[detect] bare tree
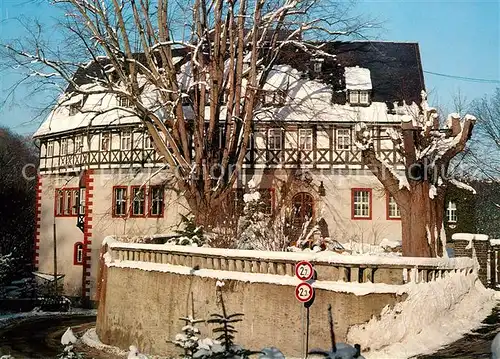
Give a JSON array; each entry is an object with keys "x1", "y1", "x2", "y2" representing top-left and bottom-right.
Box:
[
  {"x1": 467, "y1": 88, "x2": 500, "y2": 180},
  {"x1": 2, "y1": 0, "x2": 370, "y2": 226},
  {"x1": 0, "y1": 127, "x2": 38, "y2": 275},
  {"x1": 356, "y1": 91, "x2": 476, "y2": 257}
]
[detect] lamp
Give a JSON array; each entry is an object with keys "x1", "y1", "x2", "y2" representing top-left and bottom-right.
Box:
[{"x1": 318, "y1": 181, "x2": 326, "y2": 197}]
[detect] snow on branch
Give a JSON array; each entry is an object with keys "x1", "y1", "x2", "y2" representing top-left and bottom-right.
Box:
[{"x1": 449, "y1": 178, "x2": 476, "y2": 194}]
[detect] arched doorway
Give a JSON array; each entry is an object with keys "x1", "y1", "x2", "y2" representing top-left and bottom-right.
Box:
[{"x1": 290, "y1": 192, "x2": 314, "y2": 241}]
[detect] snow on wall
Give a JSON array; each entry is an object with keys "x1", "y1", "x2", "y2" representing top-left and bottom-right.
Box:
[
  {"x1": 344, "y1": 67, "x2": 372, "y2": 90},
  {"x1": 105, "y1": 257, "x2": 405, "y2": 296},
  {"x1": 348, "y1": 271, "x2": 499, "y2": 359},
  {"x1": 452, "y1": 233, "x2": 489, "y2": 242},
  {"x1": 105, "y1": 236, "x2": 474, "y2": 269}
]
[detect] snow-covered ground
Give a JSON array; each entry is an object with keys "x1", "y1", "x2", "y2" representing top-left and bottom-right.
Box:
[
  {"x1": 82, "y1": 328, "x2": 129, "y2": 357},
  {"x1": 348, "y1": 271, "x2": 499, "y2": 359}
]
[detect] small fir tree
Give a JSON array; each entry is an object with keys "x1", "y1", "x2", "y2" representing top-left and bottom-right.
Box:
[
  {"x1": 204, "y1": 285, "x2": 260, "y2": 358},
  {"x1": 171, "y1": 314, "x2": 206, "y2": 358}
]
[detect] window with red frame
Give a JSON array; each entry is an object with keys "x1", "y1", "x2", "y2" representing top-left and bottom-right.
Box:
[
  {"x1": 149, "y1": 186, "x2": 164, "y2": 217},
  {"x1": 351, "y1": 188, "x2": 372, "y2": 219},
  {"x1": 131, "y1": 186, "x2": 146, "y2": 217},
  {"x1": 386, "y1": 193, "x2": 401, "y2": 220},
  {"x1": 55, "y1": 188, "x2": 78, "y2": 217},
  {"x1": 74, "y1": 242, "x2": 84, "y2": 265},
  {"x1": 113, "y1": 187, "x2": 128, "y2": 217}
]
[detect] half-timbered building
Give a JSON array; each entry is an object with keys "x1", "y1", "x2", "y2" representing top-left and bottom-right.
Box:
[{"x1": 33, "y1": 41, "x2": 425, "y2": 300}]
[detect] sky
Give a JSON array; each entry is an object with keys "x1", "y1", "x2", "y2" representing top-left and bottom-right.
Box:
[{"x1": 0, "y1": 0, "x2": 498, "y2": 135}]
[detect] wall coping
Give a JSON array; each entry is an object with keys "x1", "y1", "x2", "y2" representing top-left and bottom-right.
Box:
[
  {"x1": 104, "y1": 236, "x2": 474, "y2": 270},
  {"x1": 105, "y1": 258, "x2": 407, "y2": 295}
]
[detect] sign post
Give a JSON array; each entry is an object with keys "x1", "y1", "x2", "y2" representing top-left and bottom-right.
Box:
[{"x1": 295, "y1": 260, "x2": 315, "y2": 358}]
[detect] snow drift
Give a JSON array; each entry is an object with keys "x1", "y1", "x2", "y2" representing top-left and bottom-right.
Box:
[{"x1": 347, "y1": 270, "x2": 498, "y2": 359}]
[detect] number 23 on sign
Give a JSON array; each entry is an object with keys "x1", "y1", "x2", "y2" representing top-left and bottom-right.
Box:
[{"x1": 295, "y1": 282, "x2": 314, "y2": 303}]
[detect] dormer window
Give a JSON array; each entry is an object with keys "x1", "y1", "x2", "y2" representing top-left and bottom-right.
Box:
[
  {"x1": 261, "y1": 89, "x2": 288, "y2": 106},
  {"x1": 344, "y1": 67, "x2": 372, "y2": 106},
  {"x1": 349, "y1": 90, "x2": 370, "y2": 105},
  {"x1": 117, "y1": 95, "x2": 131, "y2": 107},
  {"x1": 69, "y1": 103, "x2": 82, "y2": 116},
  {"x1": 65, "y1": 94, "x2": 84, "y2": 116}
]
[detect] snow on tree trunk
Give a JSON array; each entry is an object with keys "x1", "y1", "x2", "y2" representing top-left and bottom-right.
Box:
[
  {"x1": 401, "y1": 182, "x2": 445, "y2": 257},
  {"x1": 356, "y1": 91, "x2": 476, "y2": 257}
]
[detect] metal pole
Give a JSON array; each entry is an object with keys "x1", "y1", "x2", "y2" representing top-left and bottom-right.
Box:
[
  {"x1": 301, "y1": 305, "x2": 305, "y2": 358},
  {"x1": 305, "y1": 306, "x2": 310, "y2": 358},
  {"x1": 53, "y1": 217, "x2": 58, "y2": 296}
]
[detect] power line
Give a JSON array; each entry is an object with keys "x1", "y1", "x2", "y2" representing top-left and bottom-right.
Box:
[{"x1": 424, "y1": 70, "x2": 500, "y2": 84}]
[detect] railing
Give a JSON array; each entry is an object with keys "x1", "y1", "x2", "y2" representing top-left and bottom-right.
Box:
[{"x1": 105, "y1": 237, "x2": 475, "y2": 286}]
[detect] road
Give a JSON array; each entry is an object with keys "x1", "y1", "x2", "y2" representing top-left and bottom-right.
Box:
[{"x1": 0, "y1": 314, "x2": 120, "y2": 359}]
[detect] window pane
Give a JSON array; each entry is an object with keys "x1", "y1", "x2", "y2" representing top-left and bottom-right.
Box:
[
  {"x1": 150, "y1": 187, "x2": 164, "y2": 216},
  {"x1": 388, "y1": 195, "x2": 400, "y2": 218},
  {"x1": 71, "y1": 190, "x2": 78, "y2": 215},
  {"x1": 447, "y1": 201, "x2": 457, "y2": 222},
  {"x1": 121, "y1": 132, "x2": 131, "y2": 150},
  {"x1": 353, "y1": 190, "x2": 370, "y2": 218},
  {"x1": 299, "y1": 129, "x2": 312, "y2": 150},
  {"x1": 56, "y1": 190, "x2": 64, "y2": 216},
  {"x1": 79, "y1": 188, "x2": 86, "y2": 215},
  {"x1": 132, "y1": 188, "x2": 145, "y2": 216},
  {"x1": 144, "y1": 135, "x2": 154, "y2": 149},
  {"x1": 101, "y1": 134, "x2": 110, "y2": 151},
  {"x1": 360, "y1": 91, "x2": 369, "y2": 104},
  {"x1": 114, "y1": 188, "x2": 127, "y2": 216},
  {"x1": 337, "y1": 129, "x2": 350, "y2": 151},
  {"x1": 268, "y1": 129, "x2": 282, "y2": 150},
  {"x1": 47, "y1": 142, "x2": 54, "y2": 157},
  {"x1": 64, "y1": 190, "x2": 72, "y2": 215},
  {"x1": 349, "y1": 91, "x2": 359, "y2": 104}
]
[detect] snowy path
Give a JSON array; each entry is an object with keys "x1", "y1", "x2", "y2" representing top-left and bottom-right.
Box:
[{"x1": 416, "y1": 305, "x2": 500, "y2": 359}]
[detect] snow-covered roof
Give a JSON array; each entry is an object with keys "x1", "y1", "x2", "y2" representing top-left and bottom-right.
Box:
[
  {"x1": 344, "y1": 66, "x2": 372, "y2": 90},
  {"x1": 33, "y1": 82, "x2": 163, "y2": 137},
  {"x1": 256, "y1": 64, "x2": 415, "y2": 124},
  {"x1": 34, "y1": 41, "x2": 425, "y2": 137}
]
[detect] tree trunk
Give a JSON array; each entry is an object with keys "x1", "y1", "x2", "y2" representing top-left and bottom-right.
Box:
[{"x1": 400, "y1": 182, "x2": 445, "y2": 257}]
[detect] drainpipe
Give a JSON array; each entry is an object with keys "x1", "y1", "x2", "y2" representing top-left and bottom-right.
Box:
[{"x1": 53, "y1": 203, "x2": 58, "y2": 297}]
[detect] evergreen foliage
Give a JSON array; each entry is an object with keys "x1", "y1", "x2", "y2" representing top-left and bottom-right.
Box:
[
  {"x1": 204, "y1": 287, "x2": 261, "y2": 358},
  {"x1": 171, "y1": 314, "x2": 206, "y2": 358},
  {"x1": 57, "y1": 345, "x2": 84, "y2": 359},
  {"x1": 172, "y1": 214, "x2": 205, "y2": 246}
]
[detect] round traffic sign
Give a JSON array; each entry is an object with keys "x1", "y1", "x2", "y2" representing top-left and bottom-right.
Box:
[
  {"x1": 295, "y1": 261, "x2": 314, "y2": 281},
  {"x1": 295, "y1": 282, "x2": 314, "y2": 303}
]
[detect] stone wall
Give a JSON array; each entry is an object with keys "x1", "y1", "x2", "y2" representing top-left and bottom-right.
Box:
[
  {"x1": 96, "y1": 266, "x2": 403, "y2": 357},
  {"x1": 451, "y1": 233, "x2": 491, "y2": 287}
]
